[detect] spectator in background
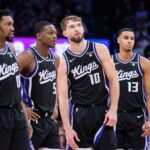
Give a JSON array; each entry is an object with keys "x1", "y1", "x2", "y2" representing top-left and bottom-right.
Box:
[
  {"x1": 134, "y1": 33, "x2": 149, "y2": 56},
  {"x1": 144, "y1": 45, "x2": 150, "y2": 60}
]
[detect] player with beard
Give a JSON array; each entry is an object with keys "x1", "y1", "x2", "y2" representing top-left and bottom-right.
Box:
[
  {"x1": 0, "y1": 9, "x2": 31, "y2": 150},
  {"x1": 112, "y1": 27, "x2": 150, "y2": 149},
  {"x1": 57, "y1": 15, "x2": 119, "y2": 150}
]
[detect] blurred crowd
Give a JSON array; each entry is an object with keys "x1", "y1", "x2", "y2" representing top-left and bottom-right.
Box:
[
  {"x1": 1, "y1": 0, "x2": 150, "y2": 58},
  {"x1": 115, "y1": 0, "x2": 150, "y2": 58},
  {"x1": 3, "y1": 0, "x2": 94, "y2": 38}
]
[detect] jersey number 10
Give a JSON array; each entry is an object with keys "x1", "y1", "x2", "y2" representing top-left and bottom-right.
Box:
[{"x1": 89, "y1": 72, "x2": 100, "y2": 85}]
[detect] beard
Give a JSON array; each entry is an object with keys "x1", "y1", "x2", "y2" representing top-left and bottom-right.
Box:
[
  {"x1": 70, "y1": 35, "x2": 84, "y2": 43},
  {"x1": 0, "y1": 27, "x2": 14, "y2": 42},
  {"x1": 5, "y1": 35, "x2": 13, "y2": 42}
]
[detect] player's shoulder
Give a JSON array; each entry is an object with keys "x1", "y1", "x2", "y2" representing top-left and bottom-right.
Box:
[
  {"x1": 23, "y1": 49, "x2": 34, "y2": 56},
  {"x1": 53, "y1": 53, "x2": 60, "y2": 68},
  {"x1": 139, "y1": 55, "x2": 150, "y2": 71},
  {"x1": 94, "y1": 42, "x2": 111, "y2": 61},
  {"x1": 140, "y1": 55, "x2": 149, "y2": 64},
  {"x1": 94, "y1": 42, "x2": 108, "y2": 52},
  {"x1": 18, "y1": 48, "x2": 35, "y2": 62},
  {"x1": 140, "y1": 55, "x2": 149, "y2": 61}
]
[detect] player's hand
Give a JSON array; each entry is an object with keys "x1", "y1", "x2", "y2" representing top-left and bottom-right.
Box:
[
  {"x1": 142, "y1": 121, "x2": 150, "y2": 136},
  {"x1": 104, "y1": 109, "x2": 117, "y2": 127},
  {"x1": 51, "y1": 106, "x2": 58, "y2": 120},
  {"x1": 25, "y1": 106, "x2": 40, "y2": 121},
  {"x1": 65, "y1": 127, "x2": 80, "y2": 150},
  {"x1": 27, "y1": 123, "x2": 33, "y2": 139}
]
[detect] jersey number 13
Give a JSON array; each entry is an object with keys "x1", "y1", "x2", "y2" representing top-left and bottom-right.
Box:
[{"x1": 128, "y1": 82, "x2": 138, "y2": 92}]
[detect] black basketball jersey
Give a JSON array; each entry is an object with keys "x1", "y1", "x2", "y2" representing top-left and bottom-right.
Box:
[
  {"x1": 63, "y1": 41, "x2": 109, "y2": 106},
  {"x1": 0, "y1": 43, "x2": 21, "y2": 106},
  {"x1": 21, "y1": 47, "x2": 56, "y2": 112},
  {"x1": 113, "y1": 53, "x2": 145, "y2": 111}
]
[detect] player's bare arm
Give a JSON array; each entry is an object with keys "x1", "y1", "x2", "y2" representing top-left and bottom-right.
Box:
[
  {"x1": 140, "y1": 57, "x2": 150, "y2": 136},
  {"x1": 54, "y1": 54, "x2": 60, "y2": 70},
  {"x1": 17, "y1": 51, "x2": 40, "y2": 121},
  {"x1": 17, "y1": 50, "x2": 35, "y2": 75},
  {"x1": 57, "y1": 55, "x2": 79, "y2": 149},
  {"x1": 95, "y1": 44, "x2": 119, "y2": 126},
  {"x1": 50, "y1": 54, "x2": 60, "y2": 120},
  {"x1": 20, "y1": 101, "x2": 33, "y2": 139}
]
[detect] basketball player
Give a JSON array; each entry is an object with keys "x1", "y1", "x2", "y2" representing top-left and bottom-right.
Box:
[
  {"x1": 0, "y1": 9, "x2": 31, "y2": 150},
  {"x1": 57, "y1": 15, "x2": 119, "y2": 150},
  {"x1": 17, "y1": 21, "x2": 60, "y2": 150},
  {"x1": 112, "y1": 27, "x2": 150, "y2": 149}
]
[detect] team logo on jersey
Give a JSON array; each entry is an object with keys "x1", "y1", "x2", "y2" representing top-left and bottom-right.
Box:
[
  {"x1": 69, "y1": 57, "x2": 76, "y2": 63},
  {"x1": 0, "y1": 62, "x2": 18, "y2": 80},
  {"x1": 89, "y1": 54, "x2": 92, "y2": 57},
  {"x1": 117, "y1": 69, "x2": 139, "y2": 81},
  {"x1": 115, "y1": 62, "x2": 120, "y2": 65},
  {"x1": 38, "y1": 70, "x2": 56, "y2": 84},
  {"x1": 7, "y1": 52, "x2": 13, "y2": 57},
  {"x1": 130, "y1": 62, "x2": 137, "y2": 66},
  {"x1": 38, "y1": 60, "x2": 44, "y2": 63},
  {"x1": 71, "y1": 61, "x2": 98, "y2": 79},
  {"x1": 86, "y1": 52, "x2": 93, "y2": 57}
]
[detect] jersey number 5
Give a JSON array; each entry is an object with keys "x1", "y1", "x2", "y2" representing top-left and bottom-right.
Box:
[{"x1": 53, "y1": 83, "x2": 56, "y2": 94}]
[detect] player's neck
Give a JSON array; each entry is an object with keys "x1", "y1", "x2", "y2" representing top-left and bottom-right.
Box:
[
  {"x1": 118, "y1": 50, "x2": 133, "y2": 61},
  {"x1": 36, "y1": 43, "x2": 49, "y2": 57},
  {"x1": 69, "y1": 39, "x2": 87, "y2": 54},
  {"x1": 0, "y1": 40, "x2": 6, "y2": 51}
]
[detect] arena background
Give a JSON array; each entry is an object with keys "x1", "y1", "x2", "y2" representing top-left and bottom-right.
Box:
[{"x1": 1, "y1": 0, "x2": 150, "y2": 58}]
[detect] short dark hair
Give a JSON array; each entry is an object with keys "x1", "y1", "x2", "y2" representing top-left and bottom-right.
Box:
[
  {"x1": 0, "y1": 9, "x2": 12, "y2": 21},
  {"x1": 34, "y1": 21, "x2": 52, "y2": 36},
  {"x1": 117, "y1": 27, "x2": 134, "y2": 37}
]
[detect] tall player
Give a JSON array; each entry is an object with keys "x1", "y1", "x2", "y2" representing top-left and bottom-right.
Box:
[
  {"x1": 17, "y1": 21, "x2": 60, "y2": 150},
  {"x1": 0, "y1": 9, "x2": 30, "y2": 150},
  {"x1": 112, "y1": 27, "x2": 150, "y2": 149},
  {"x1": 57, "y1": 15, "x2": 119, "y2": 150}
]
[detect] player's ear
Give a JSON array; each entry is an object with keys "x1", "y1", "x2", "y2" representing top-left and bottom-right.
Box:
[
  {"x1": 63, "y1": 31, "x2": 67, "y2": 37},
  {"x1": 117, "y1": 37, "x2": 119, "y2": 44},
  {"x1": 82, "y1": 24, "x2": 85, "y2": 33},
  {"x1": 37, "y1": 33, "x2": 42, "y2": 41},
  {"x1": 0, "y1": 27, "x2": 4, "y2": 35}
]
